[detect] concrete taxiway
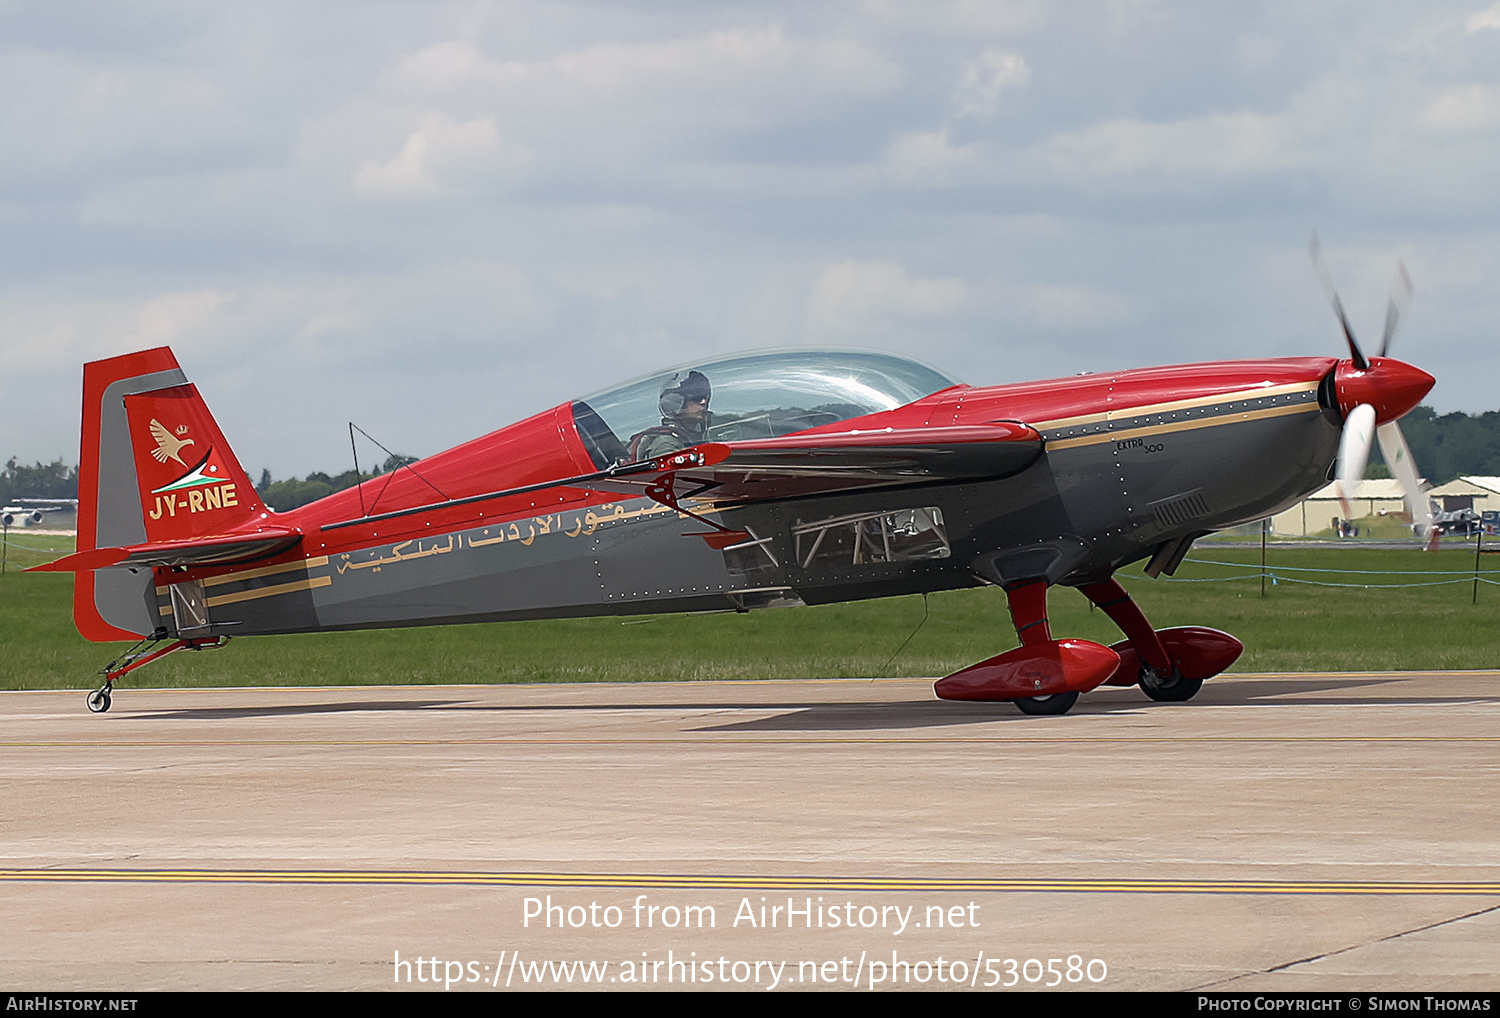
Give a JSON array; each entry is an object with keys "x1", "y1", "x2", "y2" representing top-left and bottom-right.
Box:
[{"x1": 2, "y1": 672, "x2": 1499, "y2": 991}]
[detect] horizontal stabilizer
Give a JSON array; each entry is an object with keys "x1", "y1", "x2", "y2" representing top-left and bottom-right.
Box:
[{"x1": 30, "y1": 527, "x2": 302, "y2": 572}]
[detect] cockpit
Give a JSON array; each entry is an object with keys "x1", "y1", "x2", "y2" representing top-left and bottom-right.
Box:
[{"x1": 570, "y1": 349, "x2": 960, "y2": 469}]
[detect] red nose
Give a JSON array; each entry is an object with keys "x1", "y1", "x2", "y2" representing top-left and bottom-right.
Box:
[{"x1": 1334, "y1": 357, "x2": 1435, "y2": 424}]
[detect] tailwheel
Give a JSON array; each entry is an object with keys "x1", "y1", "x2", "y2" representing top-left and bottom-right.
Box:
[
  {"x1": 1012, "y1": 691, "x2": 1079, "y2": 716},
  {"x1": 86, "y1": 685, "x2": 113, "y2": 713},
  {"x1": 1138, "y1": 666, "x2": 1203, "y2": 703},
  {"x1": 86, "y1": 631, "x2": 231, "y2": 713}
]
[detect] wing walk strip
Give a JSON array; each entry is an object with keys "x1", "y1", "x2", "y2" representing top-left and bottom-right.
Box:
[{"x1": 2, "y1": 870, "x2": 1498, "y2": 895}]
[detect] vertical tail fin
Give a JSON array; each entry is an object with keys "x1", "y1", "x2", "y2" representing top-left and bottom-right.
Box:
[{"x1": 70, "y1": 348, "x2": 274, "y2": 641}]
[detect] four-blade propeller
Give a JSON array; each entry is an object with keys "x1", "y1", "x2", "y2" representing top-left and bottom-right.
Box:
[{"x1": 1310, "y1": 233, "x2": 1435, "y2": 543}]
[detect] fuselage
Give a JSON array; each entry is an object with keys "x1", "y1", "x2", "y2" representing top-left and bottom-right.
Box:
[{"x1": 146, "y1": 355, "x2": 1348, "y2": 639}]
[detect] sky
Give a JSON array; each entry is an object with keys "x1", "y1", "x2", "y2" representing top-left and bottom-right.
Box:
[{"x1": 3, "y1": 1, "x2": 1499, "y2": 479}]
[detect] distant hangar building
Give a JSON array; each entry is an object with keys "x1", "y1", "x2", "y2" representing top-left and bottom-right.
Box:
[
  {"x1": 1424, "y1": 476, "x2": 1500, "y2": 516},
  {"x1": 1267, "y1": 476, "x2": 1500, "y2": 536}
]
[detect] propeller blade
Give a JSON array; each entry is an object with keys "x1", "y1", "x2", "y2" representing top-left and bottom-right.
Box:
[
  {"x1": 1310, "y1": 232, "x2": 1370, "y2": 371},
  {"x1": 1335, "y1": 402, "x2": 1377, "y2": 520},
  {"x1": 1379, "y1": 260, "x2": 1413, "y2": 357},
  {"x1": 1376, "y1": 420, "x2": 1434, "y2": 544}
]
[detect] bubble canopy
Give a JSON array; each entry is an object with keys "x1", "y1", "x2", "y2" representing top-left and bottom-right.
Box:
[{"x1": 570, "y1": 349, "x2": 961, "y2": 468}]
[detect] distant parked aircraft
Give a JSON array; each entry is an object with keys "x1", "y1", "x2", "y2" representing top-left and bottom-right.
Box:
[{"x1": 2, "y1": 499, "x2": 76, "y2": 527}]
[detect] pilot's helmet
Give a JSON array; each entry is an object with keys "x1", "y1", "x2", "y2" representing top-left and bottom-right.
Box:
[{"x1": 658, "y1": 370, "x2": 712, "y2": 419}]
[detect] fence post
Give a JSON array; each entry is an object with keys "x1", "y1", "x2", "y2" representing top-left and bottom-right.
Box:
[
  {"x1": 1474, "y1": 527, "x2": 1483, "y2": 606},
  {"x1": 1260, "y1": 518, "x2": 1268, "y2": 597}
]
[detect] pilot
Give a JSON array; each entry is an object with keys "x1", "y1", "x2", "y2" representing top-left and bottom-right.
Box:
[{"x1": 629, "y1": 370, "x2": 712, "y2": 461}]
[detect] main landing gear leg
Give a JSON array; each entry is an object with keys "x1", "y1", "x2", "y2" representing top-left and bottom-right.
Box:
[
  {"x1": 1005, "y1": 580, "x2": 1077, "y2": 716},
  {"x1": 88, "y1": 632, "x2": 230, "y2": 713},
  {"x1": 933, "y1": 579, "x2": 1120, "y2": 716},
  {"x1": 1076, "y1": 577, "x2": 1242, "y2": 702}
]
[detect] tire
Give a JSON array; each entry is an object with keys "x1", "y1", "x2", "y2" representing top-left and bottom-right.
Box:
[
  {"x1": 1139, "y1": 668, "x2": 1203, "y2": 702},
  {"x1": 1013, "y1": 691, "x2": 1079, "y2": 716},
  {"x1": 86, "y1": 688, "x2": 112, "y2": 713}
]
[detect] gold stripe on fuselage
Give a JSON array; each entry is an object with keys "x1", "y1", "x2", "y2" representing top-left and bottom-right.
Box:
[
  {"x1": 157, "y1": 571, "x2": 333, "y2": 616},
  {"x1": 154, "y1": 556, "x2": 331, "y2": 595},
  {"x1": 201, "y1": 556, "x2": 330, "y2": 588},
  {"x1": 1045, "y1": 399, "x2": 1320, "y2": 452},
  {"x1": 1033, "y1": 380, "x2": 1319, "y2": 433},
  {"x1": 203, "y1": 575, "x2": 332, "y2": 608},
  {"x1": 202, "y1": 578, "x2": 331, "y2": 608}
]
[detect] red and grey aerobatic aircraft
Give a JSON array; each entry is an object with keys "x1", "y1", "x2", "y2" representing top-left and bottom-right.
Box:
[{"x1": 36, "y1": 241, "x2": 1435, "y2": 715}]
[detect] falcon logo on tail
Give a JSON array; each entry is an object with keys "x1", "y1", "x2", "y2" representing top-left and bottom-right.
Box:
[{"x1": 148, "y1": 419, "x2": 195, "y2": 466}]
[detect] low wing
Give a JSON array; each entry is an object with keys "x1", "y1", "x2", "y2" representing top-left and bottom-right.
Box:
[
  {"x1": 313, "y1": 422, "x2": 1043, "y2": 534},
  {"x1": 594, "y1": 423, "x2": 1043, "y2": 502}
]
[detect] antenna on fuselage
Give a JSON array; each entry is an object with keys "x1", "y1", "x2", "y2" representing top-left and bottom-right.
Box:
[{"x1": 347, "y1": 421, "x2": 448, "y2": 518}]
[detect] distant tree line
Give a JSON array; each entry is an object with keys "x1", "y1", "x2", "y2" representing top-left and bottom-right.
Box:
[
  {"x1": 0, "y1": 459, "x2": 77, "y2": 504},
  {"x1": 1394, "y1": 406, "x2": 1500, "y2": 482},
  {"x1": 255, "y1": 453, "x2": 418, "y2": 510},
  {"x1": 0, "y1": 454, "x2": 418, "y2": 511}
]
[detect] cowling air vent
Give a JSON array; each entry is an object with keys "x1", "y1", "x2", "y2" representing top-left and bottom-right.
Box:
[{"x1": 1149, "y1": 489, "x2": 1210, "y2": 529}]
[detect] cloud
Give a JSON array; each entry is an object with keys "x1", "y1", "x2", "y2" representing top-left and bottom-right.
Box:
[
  {"x1": 355, "y1": 130, "x2": 439, "y2": 196},
  {"x1": 1021, "y1": 284, "x2": 1129, "y2": 329},
  {"x1": 953, "y1": 49, "x2": 1029, "y2": 119},
  {"x1": 0, "y1": 289, "x2": 231, "y2": 374},
  {"x1": 124, "y1": 289, "x2": 232, "y2": 348},
  {"x1": 10, "y1": 2, "x2": 1500, "y2": 473},
  {"x1": 0, "y1": 48, "x2": 231, "y2": 186},
  {"x1": 353, "y1": 113, "x2": 524, "y2": 198},
  {"x1": 857, "y1": 0, "x2": 1047, "y2": 35},
  {"x1": 1420, "y1": 84, "x2": 1500, "y2": 133},
  {"x1": 1465, "y1": 3, "x2": 1500, "y2": 32},
  {"x1": 883, "y1": 129, "x2": 980, "y2": 184},
  {"x1": 884, "y1": 107, "x2": 1296, "y2": 189},
  {"x1": 379, "y1": 27, "x2": 901, "y2": 137},
  {"x1": 808, "y1": 261, "x2": 968, "y2": 337},
  {"x1": 301, "y1": 25, "x2": 901, "y2": 201},
  {"x1": 1037, "y1": 110, "x2": 1292, "y2": 177}
]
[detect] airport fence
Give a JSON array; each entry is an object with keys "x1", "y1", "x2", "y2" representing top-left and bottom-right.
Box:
[{"x1": 1170, "y1": 556, "x2": 1500, "y2": 590}]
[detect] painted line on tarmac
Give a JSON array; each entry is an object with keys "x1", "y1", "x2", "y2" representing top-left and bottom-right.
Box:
[
  {"x1": 4, "y1": 869, "x2": 1500, "y2": 895},
  {"x1": 4, "y1": 736, "x2": 1500, "y2": 747}
]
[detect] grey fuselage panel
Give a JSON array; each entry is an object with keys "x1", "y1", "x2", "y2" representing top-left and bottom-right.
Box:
[{"x1": 154, "y1": 399, "x2": 1341, "y2": 637}]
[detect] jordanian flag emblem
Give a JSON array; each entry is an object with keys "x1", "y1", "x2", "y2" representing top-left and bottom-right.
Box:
[{"x1": 152, "y1": 446, "x2": 232, "y2": 494}]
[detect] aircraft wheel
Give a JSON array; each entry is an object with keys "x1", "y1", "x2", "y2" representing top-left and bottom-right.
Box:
[
  {"x1": 1139, "y1": 667, "x2": 1202, "y2": 703},
  {"x1": 1012, "y1": 691, "x2": 1079, "y2": 716},
  {"x1": 86, "y1": 687, "x2": 112, "y2": 714}
]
